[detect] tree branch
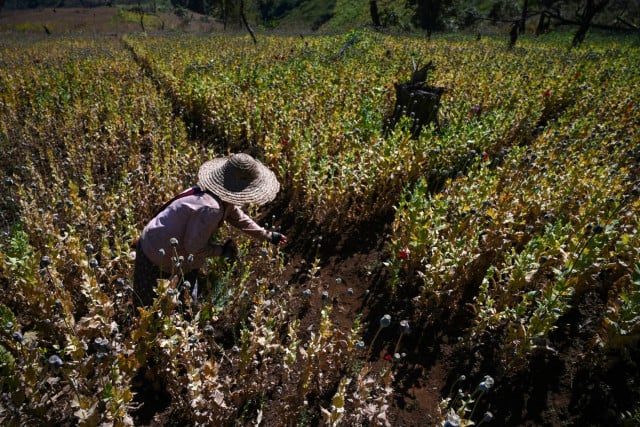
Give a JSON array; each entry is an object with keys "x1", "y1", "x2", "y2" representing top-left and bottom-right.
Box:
[{"x1": 616, "y1": 16, "x2": 639, "y2": 30}]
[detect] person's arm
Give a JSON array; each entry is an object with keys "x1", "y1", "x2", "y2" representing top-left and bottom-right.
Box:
[
  {"x1": 224, "y1": 204, "x2": 270, "y2": 241},
  {"x1": 224, "y1": 204, "x2": 288, "y2": 246}
]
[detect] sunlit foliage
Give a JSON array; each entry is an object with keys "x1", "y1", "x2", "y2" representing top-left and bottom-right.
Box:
[{"x1": 0, "y1": 31, "x2": 638, "y2": 425}]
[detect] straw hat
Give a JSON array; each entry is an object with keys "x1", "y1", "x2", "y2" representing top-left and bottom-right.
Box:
[{"x1": 197, "y1": 153, "x2": 280, "y2": 206}]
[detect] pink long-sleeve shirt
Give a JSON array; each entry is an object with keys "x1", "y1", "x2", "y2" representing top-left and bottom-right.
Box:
[{"x1": 139, "y1": 189, "x2": 270, "y2": 272}]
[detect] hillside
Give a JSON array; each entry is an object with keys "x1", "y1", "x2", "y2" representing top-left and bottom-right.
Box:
[
  {"x1": 0, "y1": 6, "x2": 223, "y2": 33},
  {"x1": 2, "y1": 1, "x2": 639, "y2": 36}
]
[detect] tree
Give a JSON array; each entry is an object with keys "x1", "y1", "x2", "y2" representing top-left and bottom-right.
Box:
[
  {"x1": 370, "y1": 0, "x2": 381, "y2": 28},
  {"x1": 520, "y1": 0, "x2": 529, "y2": 33},
  {"x1": 509, "y1": 20, "x2": 519, "y2": 47},
  {"x1": 138, "y1": 0, "x2": 145, "y2": 31},
  {"x1": 535, "y1": 10, "x2": 552, "y2": 34},
  {"x1": 172, "y1": 0, "x2": 210, "y2": 15},
  {"x1": 221, "y1": 0, "x2": 229, "y2": 28},
  {"x1": 240, "y1": 0, "x2": 257, "y2": 43},
  {"x1": 533, "y1": 0, "x2": 628, "y2": 45},
  {"x1": 572, "y1": 0, "x2": 610, "y2": 46},
  {"x1": 409, "y1": 0, "x2": 456, "y2": 32}
]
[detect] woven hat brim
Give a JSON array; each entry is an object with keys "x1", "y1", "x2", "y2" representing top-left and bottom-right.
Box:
[{"x1": 198, "y1": 157, "x2": 280, "y2": 206}]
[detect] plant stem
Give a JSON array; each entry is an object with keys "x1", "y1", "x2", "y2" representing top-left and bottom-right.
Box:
[{"x1": 367, "y1": 326, "x2": 383, "y2": 357}]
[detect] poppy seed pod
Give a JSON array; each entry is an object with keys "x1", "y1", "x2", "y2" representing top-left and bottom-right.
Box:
[
  {"x1": 48, "y1": 355, "x2": 64, "y2": 369},
  {"x1": 380, "y1": 314, "x2": 391, "y2": 328},
  {"x1": 93, "y1": 337, "x2": 109, "y2": 353},
  {"x1": 40, "y1": 256, "x2": 51, "y2": 269},
  {"x1": 444, "y1": 413, "x2": 461, "y2": 427},
  {"x1": 400, "y1": 320, "x2": 411, "y2": 334},
  {"x1": 479, "y1": 375, "x2": 495, "y2": 392}
]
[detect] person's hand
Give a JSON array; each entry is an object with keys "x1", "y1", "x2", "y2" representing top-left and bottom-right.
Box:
[
  {"x1": 270, "y1": 232, "x2": 288, "y2": 247},
  {"x1": 221, "y1": 239, "x2": 238, "y2": 260}
]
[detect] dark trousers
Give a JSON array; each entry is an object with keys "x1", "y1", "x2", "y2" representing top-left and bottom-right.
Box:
[
  {"x1": 132, "y1": 243, "x2": 201, "y2": 309},
  {"x1": 132, "y1": 243, "x2": 165, "y2": 309}
]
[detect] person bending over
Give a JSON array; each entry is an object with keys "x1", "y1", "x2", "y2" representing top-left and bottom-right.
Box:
[{"x1": 133, "y1": 153, "x2": 288, "y2": 308}]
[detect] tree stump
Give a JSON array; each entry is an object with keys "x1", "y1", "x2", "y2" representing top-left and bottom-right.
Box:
[{"x1": 386, "y1": 62, "x2": 446, "y2": 139}]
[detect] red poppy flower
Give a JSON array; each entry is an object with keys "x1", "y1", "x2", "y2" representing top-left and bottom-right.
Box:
[
  {"x1": 384, "y1": 353, "x2": 393, "y2": 361},
  {"x1": 543, "y1": 90, "x2": 551, "y2": 97},
  {"x1": 398, "y1": 249, "x2": 410, "y2": 260}
]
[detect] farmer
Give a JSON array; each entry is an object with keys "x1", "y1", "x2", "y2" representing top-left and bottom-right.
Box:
[{"x1": 133, "y1": 153, "x2": 287, "y2": 308}]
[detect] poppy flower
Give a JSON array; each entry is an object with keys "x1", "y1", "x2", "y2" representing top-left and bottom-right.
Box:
[{"x1": 398, "y1": 249, "x2": 410, "y2": 260}]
